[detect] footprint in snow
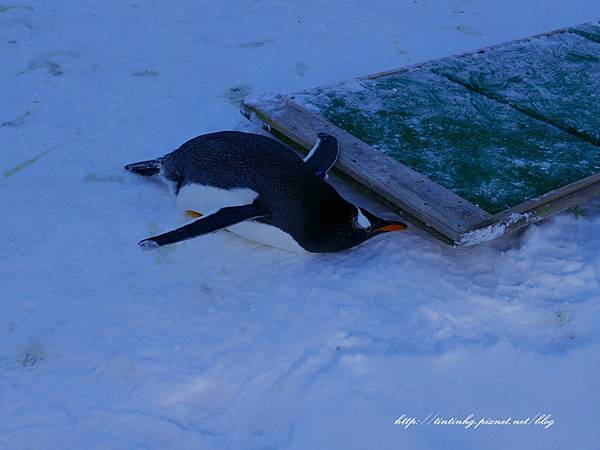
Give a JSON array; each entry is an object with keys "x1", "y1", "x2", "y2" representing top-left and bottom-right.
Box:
[
  {"x1": 0, "y1": 4, "x2": 33, "y2": 13},
  {"x1": 223, "y1": 84, "x2": 252, "y2": 106},
  {"x1": 17, "y1": 51, "x2": 80, "y2": 76},
  {"x1": 0, "y1": 107, "x2": 36, "y2": 127},
  {"x1": 18, "y1": 341, "x2": 46, "y2": 368},
  {"x1": 237, "y1": 38, "x2": 273, "y2": 48},
  {"x1": 132, "y1": 69, "x2": 159, "y2": 77},
  {"x1": 295, "y1": 61, "x2": 308, "y2": 77}
]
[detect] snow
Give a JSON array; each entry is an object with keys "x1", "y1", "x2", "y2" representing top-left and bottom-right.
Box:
[{"x1": 2, "y1": 1, "x2": 600, "y2": 449}]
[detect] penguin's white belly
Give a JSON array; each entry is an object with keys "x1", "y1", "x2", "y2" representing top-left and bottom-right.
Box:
[
  {"x1": 226, "y1": 221, "x2": 306, "y2": 253},
  {"x1": 176, "y1": 184, "x2": 306, "y2": 253}
]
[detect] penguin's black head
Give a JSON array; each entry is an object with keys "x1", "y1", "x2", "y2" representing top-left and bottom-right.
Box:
[
  {"x1": 316, "y1": 132, "x2": 338, "y2": 147},
  {"x1": 357, "y1": 206, "x2": 407, "y2": 236},
  {"x1": 331, "y1": 207, "x2": 407, "y2": 251}
]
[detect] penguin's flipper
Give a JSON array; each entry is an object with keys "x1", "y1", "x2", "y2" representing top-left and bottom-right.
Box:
[
  {"x1": 124, "y1": 158, "x2": 162, "y2": 177},
  {"x1": 138, "y1": 203, "x2": 270, "y2": 248},
  {"x1": 303, "y1": 133, "x2": 339, "y2": 179}
]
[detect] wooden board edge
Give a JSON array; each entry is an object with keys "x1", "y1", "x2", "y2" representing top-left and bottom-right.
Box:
[
  {"x1": 457, "y1": 173, "x2": 600, "y2": 247},
  {"x1": 241, "y1": 95, "x2": 492, "y2": 244}
]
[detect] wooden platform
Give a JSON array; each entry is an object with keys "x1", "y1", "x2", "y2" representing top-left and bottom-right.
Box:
[{"x1": 241, "y1": 21, "x2": 600, "y2": 246}]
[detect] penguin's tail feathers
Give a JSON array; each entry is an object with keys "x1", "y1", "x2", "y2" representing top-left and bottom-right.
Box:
[{"x1": 124, "y1": 158, "x2": 162, "y2": 177}]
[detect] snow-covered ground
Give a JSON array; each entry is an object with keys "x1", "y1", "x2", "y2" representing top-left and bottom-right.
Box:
[{"x1": 2, "y1": 1, "x2": 600, "y2": 449}]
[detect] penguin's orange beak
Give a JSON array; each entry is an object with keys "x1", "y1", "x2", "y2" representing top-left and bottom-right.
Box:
[
  {"x1": 359, "y1": 207, "x2": 407, "y2": 234},
  {"x1": 374, "y1": 222, "x2": 407, "y2": 233},
  {"x1": 185, "y1": 210, "x2": 203, "y2": 218}
]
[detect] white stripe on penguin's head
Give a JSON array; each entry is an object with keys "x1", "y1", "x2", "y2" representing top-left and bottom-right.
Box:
[{"x1": 356, "y1": 206, "x2": 371, "y2": 230}]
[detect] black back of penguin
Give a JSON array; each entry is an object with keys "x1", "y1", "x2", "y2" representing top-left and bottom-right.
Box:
[{"x1": 161, "y1": 131, "x2": 360, "y2": 252}]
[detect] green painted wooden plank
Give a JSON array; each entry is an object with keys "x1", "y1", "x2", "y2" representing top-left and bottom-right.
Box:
[
  {"x1": 571, "y1": 21, "x2": 600, "y2": 43},
  {"x1": 433, "y1": 31, "x2": 600, "y2": 145},
  {"x1": 298, "y1": 69, "x2": 600, "y2": 214}
]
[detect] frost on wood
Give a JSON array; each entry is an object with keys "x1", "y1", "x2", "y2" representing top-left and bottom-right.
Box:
[{"x1": 458, "y1": 213, "x2": 532, "y2": 246}]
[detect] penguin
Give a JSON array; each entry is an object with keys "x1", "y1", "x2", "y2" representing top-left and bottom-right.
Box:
[{"x1": 124, "y1": 131, "x2": 407, "y2": 253}]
